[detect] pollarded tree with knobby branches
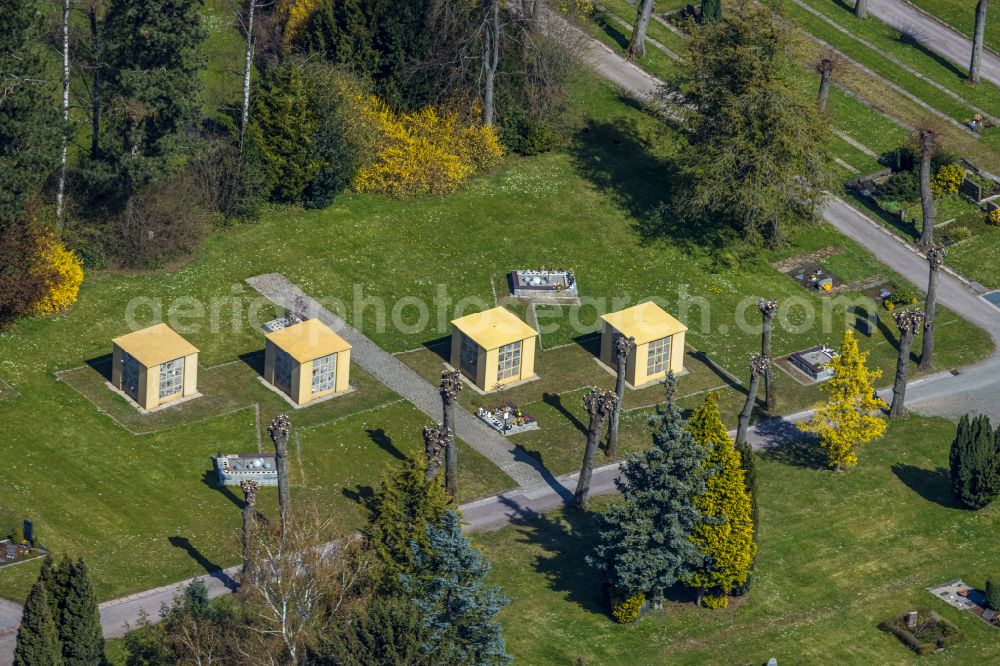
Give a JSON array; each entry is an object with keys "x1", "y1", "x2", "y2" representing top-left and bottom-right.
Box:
[
  {"x1": 422, "y1": 424, "x2": 450, "y2": 483},
  {"x1": 919, "y1": 246, "x2": 945, "y2": 371},
  {"x1": 573, "y1": 388, "x2": 618, "y2": 509},
  {"x1": 240, "y1": 479, "x2": 261, "y2": 586},
  {"x1": 439, "y1": 370, "x2": 463, "y2": 498},
  {"x1": 268, "y1": 414, "x2": 292, "y2": 537},
  {"x1": 735, "y1": 354, "x2": 769, "y2": 451},
  {"x1": 890, "y1": 309, "x2": 924, "y2": 419},
  {"x1": 757, "y1": 298, "x2": 778, "y2": 415},
  {"x1": 606, "y1": 335, "x2": 634, "y2": 460}
]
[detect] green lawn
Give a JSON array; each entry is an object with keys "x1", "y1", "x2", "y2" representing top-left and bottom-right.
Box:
[
  {"x1": 475, "y1": 416, "x2": 1000, "y2": 664},
  {"x1": 907, "y1": 0, "x2": 1000, "y2": 52},
  {"x1": 0, "y1": 74, "x2": 991, "y2": 604}
]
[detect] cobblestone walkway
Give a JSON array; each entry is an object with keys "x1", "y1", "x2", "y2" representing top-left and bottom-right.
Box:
[{"x1": 246, "y1": 273, "x2": 559, "y2": 491}]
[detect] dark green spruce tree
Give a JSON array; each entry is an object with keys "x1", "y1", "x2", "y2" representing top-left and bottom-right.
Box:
[
  {"x1": 13, "y1": 578, "x2": 61, "y2": 666},
  {"x1": 320, "y1": 595, "x2": 443, "y2": 665},
  {"x1": 37, "y1": 554, "x2": 72, "y2": 625},
  {"x1": 96, "y1": 0, "x2": 206, "y2": 199},
  {"x1": 0, "y1": 0, "x2": 61, "y2": 221},
  {"x1": 702, "y1": 0, "x2": 722, "y2": 22},
  {"x1": 402, "y1": 510, "x2": 511, "y2": 666},
  {"x1": 589, "y1": 372, "x2": 708, "y2": 607},
  {"x1": 59, "y1": 559, "x2": 108, "y2": 666},
  {"x1": 950, "y1": 414, "x2": 1000, "y2": 510}
]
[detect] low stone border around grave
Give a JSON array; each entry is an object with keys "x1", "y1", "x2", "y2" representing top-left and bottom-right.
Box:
[
  {"x1": 0, "y1": 547, "x2": 49, "y2": 571},
  {"x1": 927, "y1": 579, "x2": 1000, "y2": 628},
  {"x1": 475, "y1": 404, "x2": 539, "y2": 436}
]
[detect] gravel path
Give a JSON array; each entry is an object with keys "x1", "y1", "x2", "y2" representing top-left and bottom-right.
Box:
[{"x1": 868, "y1": 0, "x2": 1000, "y2": 88}]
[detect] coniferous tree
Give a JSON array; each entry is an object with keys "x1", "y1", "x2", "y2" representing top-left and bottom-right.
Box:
[
  {"x1": 590, "y1": 372, "x2": 708, "y2": 606},
  {"x1": 97, "y1": 0, "x2": 206, "y2": 198},
  {"x1": 702, "y1": 0, "x2": 722, "y2": 22},
  {"x1": 0, "y1": 0, "x2": 61, "y2": 221},
  {"x1": 37, "y1": 554, "x2": 71, "y2": 624},
  {"x1": 667, "y1": 1, "x2": 831, "y2": 247},
  {"x1": 13, "y1": 579, "x2": 61, "y2": 666},
  {"x1": 799, "y1": 330, "x2": 887, "y2": 470},
  {"x1": 402, "y1": 510, "x2": 511, "y2": 666},
  {"x1": 59, "y1": 559, "x2": 108, "y2": 666},
  {"x1": 685, "y1": 393, "x2": 756, "y2": 608},
  {"x1": 367, "y1": 451, "x2": 449, "y2": 592},
  {"x1": 321, "y1": 595, "x2": 443, "y2": 665},
  {"x1": 950, "y1": 414, "x2": 1000, "y2": 509}
]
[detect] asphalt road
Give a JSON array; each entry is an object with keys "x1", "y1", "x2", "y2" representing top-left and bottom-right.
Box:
[{"x1": 868, "y1": 0, "x2": 1000, "y2": 88}]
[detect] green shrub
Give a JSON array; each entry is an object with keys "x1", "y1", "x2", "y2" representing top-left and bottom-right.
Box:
[
  {"x1": 702, "y1": 593, "x2": 728, "y2": 609},
  {"x1": 941, "y1": 225, "x2": 973, "y2": 246},
  {"x1": 876, "y1": 171, "x2": 919, "y2": 202},
  {"x1": 499, "y1": 108, "x2": 562, "y2": 156},
  {"x1": 889, "y1": 285, "x2": 918, "y2": 305},
  {"x1": 987, "y1": 578, "x2": 1000, "y2": 611},
  {"x1": 611, "y1": 591, "x2": 645, "y2": 624}
]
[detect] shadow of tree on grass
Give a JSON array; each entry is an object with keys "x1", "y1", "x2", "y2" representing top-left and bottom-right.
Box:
[{"x1": 891, "y1": 463, "x2": 962, "y2": 509}]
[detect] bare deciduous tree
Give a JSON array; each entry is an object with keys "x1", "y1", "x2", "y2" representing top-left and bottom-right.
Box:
[
  {"x1": 439, "y1": 370, "x2": 462, "y2": 498},
  {"x1": 57, "y1": 0, "x2": 70, "y2": 220},
  {"x1": 573, "y1": 388, "x2": 618, "y2": 510},
  {"x1": 969, "y1": 0, "x2": 990, "y2": 84},
  {"x1": 735, "y1": 354, "x2": 770, "y2": 449},
  {"x1": 268, "y1": 414, "x2": 292, "y2": 538},
  {"x1": 757, "y1": 298, "x2": 778, "y2": 415},
  {"x1": 606, "y1": 335, "x2": 634, "y2": 459},
  {"x1": 626, "y1": 0, "x2": 656, "y2": 61},
  {"x1": 240, "y1": 509, "x2": 375, "y2": 665},
  {"x1": 918, "y1": 247, "x2": 945, "y2": 371},
  {"x1": 854, "y1": 0, "x2": 869, "y2": 20},
  {"x1": 890, "y1": 309, "x2": 924, "y2": 418},
  {"x1": 482, "y1": 0, "x2": 501, "y2": 125}
]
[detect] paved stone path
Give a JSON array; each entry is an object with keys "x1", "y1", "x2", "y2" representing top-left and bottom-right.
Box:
[
  {"x1": 868, "y1": 0, "x2": 1000, "y2": 88},
  {"x1": 245, "y1": 273, "x2": 558, "y2": 492}
]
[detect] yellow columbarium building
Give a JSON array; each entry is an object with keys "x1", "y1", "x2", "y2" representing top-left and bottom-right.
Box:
[
  {"x1": 450, "y1": 307, "x2": 538, "y2": 392},
  {"x1": 111, "y1": 323, "x2": 199, "y2": 411},
  {"x1": 600, "y1": 301, "x2": 687, "y2": 388},
  {"x1": 263, "y1": 319, "x2": 352, "y2": 406}
]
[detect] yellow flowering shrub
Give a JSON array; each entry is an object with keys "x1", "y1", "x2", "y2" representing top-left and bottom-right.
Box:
[
  {"x1": 353, "y1": 97, "x2": 504, "y2": 197},
  {"x1": 32, "y1": 230, "x2": 84, "y2": 316},
  {"x1": 931, "y1": 164, "x2": 964, "y2": 197},
  {"x1": 987, "y1": 208, "x2": 1000, "y2": 227},
  {"x1": 279, "y1": 0, "x2": 323, "y2": 44},
  {"x1": 611, "y1": 591, "x2": 645, "y2": 623}
]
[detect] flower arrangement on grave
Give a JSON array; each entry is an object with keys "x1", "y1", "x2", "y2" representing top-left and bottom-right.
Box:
[{"x1": 988, "y1": 208, "x2": 1000, "y2": 227}]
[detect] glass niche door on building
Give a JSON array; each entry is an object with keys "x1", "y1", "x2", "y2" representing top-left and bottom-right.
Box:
[
  {"x1": 121, "y1": 352, "x2": 141, "y2": 402},
  {"x1": 273, "y1": 347, "x2": 293, "y2": 395}
]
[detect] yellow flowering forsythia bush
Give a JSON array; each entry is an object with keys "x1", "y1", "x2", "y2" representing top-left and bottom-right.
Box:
[
  {"x1": 353, "y1": 97, "x2": 504, "y2": 197},
  {"x1": 32, "y1": 230, "x2": 84, "y2": 316},
  {"x1": 931, "y1": 164, "x2": 964, "y2": 197},
  {"x1": 280, "y1": 0, "x2": 323, "y2": 44},
  {"x1": 611, "y1": 592, "x2": 645, "y2": 624},
  {"x1": 987, "y1": 208, "x2": 1000, "y2": 227}
]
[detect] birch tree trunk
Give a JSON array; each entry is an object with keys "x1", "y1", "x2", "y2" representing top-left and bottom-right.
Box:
[
  {"x1": 890, "y1": 310, "x2": 924, "y2": 418},
  {"x1": 605, "y1": 336, "x2": 633, "y2": 460},
  {"x1": 919, "y1": 248, "x2": 945, "y2": 371},
  {"x1": 918, "y1": 129, "x2": 936, "y2": 248},
  {"x1": 855, "y1": 0, "x2": 869, "y2": 19},
  {"x1": 626, "y1": 0, "x2": 655, "y2": 61},
  {"x1": 88, "y1": 4, "x2": 101, "y2": 160},
  {"x1": 57, "y1": 0, "x2": 70, "y2": 220},
  {"x1": 969, "y1": 0, "x2": 989, "y2": 84},
  {"x1": 482, "y1": 0, "x2": 501, "y2": 126},
  {"x1": 239, "y1": 0, "x2": 256, "y2": 153}
]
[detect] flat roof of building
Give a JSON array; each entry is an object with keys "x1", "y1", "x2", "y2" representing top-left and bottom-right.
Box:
[
  {"x1": 601, "y1": 301, "x2": 688, "y2": 345},
  {"x1": 451, "y1": 307, "x2": 537, "y2": 350},
  {"x1": 112, "y1": 323, "x2": 199, "y2": 367},
  {"x1": 265, "y1": 318, "x2": 351, "y2": 362}
]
